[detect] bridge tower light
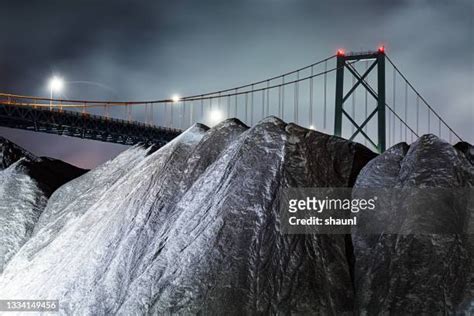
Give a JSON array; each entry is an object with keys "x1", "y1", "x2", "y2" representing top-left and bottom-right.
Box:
[
  {"x1": 336, "y1": 49, "x2": 345, "y2": 56},
  {"x1": 378, "y1": 46, "x2": 385, "y2": 53}
]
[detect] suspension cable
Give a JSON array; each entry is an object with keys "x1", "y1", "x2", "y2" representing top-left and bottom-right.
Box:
[
  {"x1": 0, "y1": 55, "x2": 337, "y2": 108},
  {"x1": 180, "y1": 55, "x2": 336, "y2": 101},
  {"x1": 386, "y1": 54, "x2": 463, "y2": 141},
  {"x1": 181, "y1": 62, "x2": 354, "y2": 103}
]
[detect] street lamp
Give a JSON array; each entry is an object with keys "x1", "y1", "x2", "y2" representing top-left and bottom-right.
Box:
[
  {"x1": 49, "y1": 76, "x2": 64, "y2": 109},
  {"x1": 208, "y1": 109, "x2": 223, "y2": 126},
  {"x1": 171, "y1": 94, "x2": 181, "y2": 103}
]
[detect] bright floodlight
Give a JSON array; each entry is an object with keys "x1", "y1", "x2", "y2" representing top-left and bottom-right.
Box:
[
  {"x1": 171, "y1": 94, "x2": 181, "y2": 103},
  {"x1": 49, "y1": 76, "x2": 64, "y2": 93},
  {"x1": 309, "y1": 125, "x2": 315, "y2": 130},
  {"x1": 209, "y1": 109, "x2": 223, "y2": 125}
]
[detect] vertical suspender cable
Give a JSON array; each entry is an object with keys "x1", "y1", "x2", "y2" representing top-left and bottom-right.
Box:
[
  {"x1": 227, "y1": 95, "x2": 231, "y2": 119},
  {"x1": 387, "y1": 110, "x2": 391, "y2": 148},
  {"x1": 190, "y1": 101, "x2": 193, "y2": 126},
  {"x1": 172, "y1": 101, "x2": 175, "y2": 127},
  {"x1": 234, "y1": 89, "x2": 238, "y2": 117},
  {"x1": 427, "y1": 108, "x2": 430, "y2": 134},
  {"x1": 262, "y1": 89, "x2": 265, "y2": 121},
  {"x1": 309, "y1": 65, "x2": 314, "y2": 128},
  {"x1": 399, "y1": 98, "x2": 402, "y2": 141},
  {"x1": 145, "y1": 103, "x2": 148, "y2": 125},
  {"x1": 266, "y1": 80, "x2": 270, "y2": 117},
  {"x1": 251, "y1": 85, "x2": 254, "y2": 126},
  {"x1": 399, "y1": 109, "x2": 402, "y2": 141},
  {"x1": 200, "y1": 97, "x2": 204, "y2": 122},
  {"x1": 208, "y1": 98, "x2": 212, "y2": 124},
  {"x1": 217, "y1": 93, "x2": 221, "y2": 124},
  {"x1": 405, "y1": 81, "x2": 408, "y2": 141},
  {"x1": 282, "y1": 76, "x2": 285, "y2": 121},
  {"x1": 323, "y1": 60, "x2": 327, "y2": 130},
  {"x1": 148, "y1": 103, "x2": 151, "y2": 125},
  {"x1": 151, "y1": 103, "x2": 154, "y2": 126},
  {"x1": 416, "y1": 96, "x2": 420, "y2": 135},
  {"x1": 392, "y1": 68, "x2": 396, "y2": 144},
  {"x1": 294, "y1": 71, "x2": 299, "y2": 123},
  {"x1": 145, "y1": 103, "x2": 148, "y2": 124},
  {"x1": 245, "y1": 93, "x2": 248, "y2": 124},
  {"x1": 438, "y1": 117, "x2": 441, "y2": 138},
  {"x1": 218, "y1": 92, "x2": 221, "y2": 111},
  {"x1": 278, "y1": 80, "x2": 282, "y2": 118},
  {"x1": 182, "y1": 100, "x2": 186, "y2": 129}
]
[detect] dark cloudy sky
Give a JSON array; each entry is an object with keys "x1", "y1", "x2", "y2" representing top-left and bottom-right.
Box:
[{"x1": 0, "y1": 0, "x2": 472, "y2": 168}]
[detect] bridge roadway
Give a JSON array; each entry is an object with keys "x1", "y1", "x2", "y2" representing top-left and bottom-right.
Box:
[{"x1": 0, "y1": 102, "x2": 181, "y2": 146}]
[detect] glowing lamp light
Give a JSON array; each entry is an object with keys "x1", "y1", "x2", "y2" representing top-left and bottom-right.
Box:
[
  {"x1": 378, "y1": 46, "x2": 385, "y2": 53},
  {"x1": 336, "y1": 49, "x2": 345, "y2": 56},
  {"x1": 309, "y1": 125, "x2": 315, "y2": 130},
  {"x1": 208, "y1": 109, "x2": 223, "y2": 125},
  {"x1": 49, "y1": 76, "x2": 64, "y2": 93},
  {"x1": 171, "y1": 94, "x2": 181, "y2": 103}
]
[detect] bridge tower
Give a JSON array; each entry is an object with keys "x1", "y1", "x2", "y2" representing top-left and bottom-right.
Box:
[{"x1": 334, "y1": 48, "x2": 386, "y2": 152}]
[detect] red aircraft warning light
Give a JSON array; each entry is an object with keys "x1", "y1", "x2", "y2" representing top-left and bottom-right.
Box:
[
  {"x1": 336, "y1": 49, "x2": 345, "y2": 56},
  {"x1": 378, "y1": 46, "x2": 385, "y2": 53}
]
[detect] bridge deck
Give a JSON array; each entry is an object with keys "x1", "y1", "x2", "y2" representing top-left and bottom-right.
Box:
[{"x1": 0, "y1": 103, "x2": 182, "y2": 146}]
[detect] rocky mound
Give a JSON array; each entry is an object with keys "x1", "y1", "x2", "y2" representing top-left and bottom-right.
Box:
[
  {"x1": 1, "y1": 123, "x2": 471, "y2": 315},
  {"x1": 0, "y1": 136, "x2": 36, "y2": 169},
  {"x1": 0, "y1": 117, "x2": 375, "y2": 314},
  {"x1": 352, "y1": 134, "x2": 473, "y2": 314},
  {"x1": 0, "y1": 137, "x2": 86, "y2": 272}
]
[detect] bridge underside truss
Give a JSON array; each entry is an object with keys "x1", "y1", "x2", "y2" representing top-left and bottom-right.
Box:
[{"x1": 0, "y1": 103, "x2": 181, "y2": 147}]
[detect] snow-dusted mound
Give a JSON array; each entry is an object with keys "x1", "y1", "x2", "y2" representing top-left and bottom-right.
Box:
[
  {"x1": 352, "y1": 135, "x2": 474, "y2": 314},
  {"x1": 0, "y1": 118, "x2": 375, "y2": 314},
  {"x1": 0, "y1": 138, "x2": 85, "y2": 272}
]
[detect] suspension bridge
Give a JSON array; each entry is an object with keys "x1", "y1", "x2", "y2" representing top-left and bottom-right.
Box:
[{"x1": 0, "y1": 47, "x2": 464, "y2": 152}]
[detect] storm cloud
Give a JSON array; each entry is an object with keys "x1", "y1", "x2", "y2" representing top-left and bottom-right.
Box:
[{"x1": 0, "y1": 0, "x2": 472, "y2": 168}]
